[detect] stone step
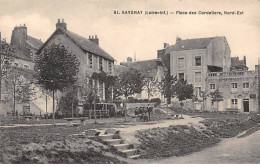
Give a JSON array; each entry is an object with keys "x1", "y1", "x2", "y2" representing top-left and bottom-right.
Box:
[
  {"x1": 98, "y1": 134, "x2": 115, "y2": 140},
  {"x1": 121, "y1": 149, "x2": 137, "y2": 157},
  {"x1": 112, "y1": 144, "x2": 130, "y2": 151},
  {"x1": 129, "y1": 154, "x2": 140, "y2": 159},
  {"x1": 104, "y1": 139, "x2": 123, "y2": 145}
]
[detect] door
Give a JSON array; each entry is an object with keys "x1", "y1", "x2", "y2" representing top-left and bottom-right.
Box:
[{"x1": 243, "y1": 99, "x2": 249, "y2": 112}]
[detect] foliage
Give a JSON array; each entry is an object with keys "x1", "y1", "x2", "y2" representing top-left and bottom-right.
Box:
[
  {"x1": 0, "y1": 41, "x2": 14, "y2": 76},
  {"x1": 57, "y1": 85, "x2": 78, "y2": 117},
  {"x1": 92, "y1": 71, "x2": 117, "y2": 102},
  {"x1": 150, "y1": 98, "x2": 161, "y2": 107},
  {"x1": 3, "y1": 67, "x2": 36, "y2": 111},
  {"x1": 172, "y1": 79, "x2": 194, "y2": 101},
  {"x1": 34, "y1": 44, "x2": 79, "y2": 92},
  {"x1": 210, "y1": 89, "x2": 223, "y2": 102},
  {"x1": 114, "y1": 68, "x2": 144, "y2": 99},
  {"x1": 209, "y1": 89, "x2": 223, "y2": 111},
  {"x1": 80, "y1": 78, "x2": 100, "y2": 104},
  {"x1": 162, "y1": 73, "x2": 177, "y2": 104},
  {"x1": 143, "y1": 77, "x2": 161, "y2": 101}
]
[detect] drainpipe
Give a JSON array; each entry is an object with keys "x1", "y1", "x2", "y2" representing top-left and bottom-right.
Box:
[{"x1": 258, "y1": 58, "x2": 260, "y2": 113}]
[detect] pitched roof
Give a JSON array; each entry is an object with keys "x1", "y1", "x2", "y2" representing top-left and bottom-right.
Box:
[
  {"x1": 37, "y1": 28, "x2": 115, "y2": 61},
  {"x1": 116, "y1": 59, "x2": 163, "y2": 79},
  {"x1": 114, "y1": 65, "x2": 130, "y2": 76},
  {"x1": 26, "y1": 35, "x2": 43, "y2": 49},
  {"x1": 165, "y1": 36, "x2": 226, "y2": 54}
]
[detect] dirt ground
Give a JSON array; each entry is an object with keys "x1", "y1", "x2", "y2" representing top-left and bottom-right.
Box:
[
  {"x1": 134, "y1": 110, "x2": 259, "y2": 160},
  {"x1": 0, "y1": 109, "x2": 259, "y2": 164}
]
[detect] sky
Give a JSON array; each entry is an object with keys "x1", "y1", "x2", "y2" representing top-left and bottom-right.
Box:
[{"x1": 0, "y1": 0, "x2": 259, "y2": 69}]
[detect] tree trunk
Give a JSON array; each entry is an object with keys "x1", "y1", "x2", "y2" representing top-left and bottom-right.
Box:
[
  {"x1": 52, "y1": 90, "x2": 55, "y2": 125},
  {"x1": 124, "y1": 95, "x2": 127, "y2": 122},
  {"x1": 0, "y1": 58, "x2": 2, "y2": 102},
  {"x1": 46, "y1": 93, "x2": 48, "y2": 116},
  {"x1": 13, "y1": 82, "x2": 15, "y2": 117},
  {"x1": 72, "y1": 102, "x2": 74, "y2": 118},
  {"x1": 94, "y1": 97, "x2": 97, "y2": 124}
]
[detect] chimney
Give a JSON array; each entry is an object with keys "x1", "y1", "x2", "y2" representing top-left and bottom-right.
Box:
[
  {"x1": 56, "y1": 18, "x2": 67, "y2": 30},
  {"x1": 176, "y1": 36, "x2": 182, "y2": 43},
  {"x1": 89, "y1": 35, "x2": 99, "y2": 45},
  {"x1": 127, "y1": 57, "x2": 133, "y2": 63},
  {"x1": 243, "y1": 56, "x2": 246, "y2": 66},
  {"x1": 0, "y1": 32, "x2": 1, "y2": 43},
  {"x1": 164, "y1": 43, "x2": 169, "y2": 49}
]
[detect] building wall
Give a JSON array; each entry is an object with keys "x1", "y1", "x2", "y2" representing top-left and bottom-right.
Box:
[
  {"x1": 211, "y1": 38, "x2": 231, "y2": 72},
  {"x1": 13, "y1": 58, "x2": 34, "y2": 70},
  {"x1": 205, "y1": 70, "x2": 258, "y2": 112},
  {"x1": 38, "y1": 31, "x2": 114, "y2": 101},
  {"x1": 170, "y1": 49, "x2": 208, "y2": 91}
]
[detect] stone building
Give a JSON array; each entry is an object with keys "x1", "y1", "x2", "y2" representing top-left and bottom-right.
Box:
[
  {"x1": 116, "y1": 57, "x2": 165, "y2": 101},
  {"x1": 167, "y1": 36, "x2": 231, "y2": 97},
  {"x1": 10, "y1": 24, "x2": 43, "y2": 69},
  {"x1": 157, "y1": 36, "x2": 259, "y2": 112},
  {"x1": 37, "y1": 19, "x2": 116, "y2": 103},
  {"x1": 206, "y1": 66, "x2": 258, "y2": 112}
]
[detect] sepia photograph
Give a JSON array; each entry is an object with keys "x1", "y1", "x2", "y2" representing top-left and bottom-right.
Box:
[{"x1": 0, "y1": 0, "x2": 260, "y2": 164}]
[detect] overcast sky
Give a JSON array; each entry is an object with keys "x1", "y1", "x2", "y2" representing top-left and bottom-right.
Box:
[{"x1": 0, "y1": 0, "x2": 259, "y2": 69}]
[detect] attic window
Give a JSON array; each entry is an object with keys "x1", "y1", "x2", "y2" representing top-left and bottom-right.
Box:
[
  {"x1": 89, "y1": 54, "x2": 92, "y2": 68},
  {"x1": 99, "y1": 57, "x2": 103, "y2": 71}
]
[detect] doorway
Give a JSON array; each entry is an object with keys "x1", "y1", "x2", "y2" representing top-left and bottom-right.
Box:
[{"x1": 243, "y1": 99, "x2": 249, "y2": 112}]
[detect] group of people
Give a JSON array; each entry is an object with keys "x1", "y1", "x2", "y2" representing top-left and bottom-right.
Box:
[{"x1": 134, "y1": 106, "x2": 153, "y2": 122}]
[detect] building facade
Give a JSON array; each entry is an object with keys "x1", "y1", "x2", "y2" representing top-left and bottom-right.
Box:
[
  {"x1": 168, "y1": 37, "x2": 231, "y2": 97},
  {"x1": 205, "y1": 67, "x2": 258, "y2": 112},
  {"x1": 37, "y1": 19, "x2": 116, "y2": 103},
  {"x1": 116, "y1": 57, "x2": 165, "y2": 101},
  {"x1": 10, "y1": 24, "x2": 43, "y2": 69}
]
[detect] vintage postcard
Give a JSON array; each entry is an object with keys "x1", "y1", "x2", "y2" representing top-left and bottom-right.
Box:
[{"x1": 0, "y1": 0, "x2": 259, "y2": 164}]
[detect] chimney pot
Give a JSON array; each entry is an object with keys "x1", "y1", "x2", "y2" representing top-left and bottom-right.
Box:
[
  {"x1": 58, "y1": 19, "x2": 60, "y2": 23},
  {"x1": 62, "y1": 18, "x2": 64, "y2": 23},
  {"x1": 164, "y1": 43, "x2": 169, "y2": 49},
  {"x1": 95, "y1": 35, "x2": 97, "y2": 39}
]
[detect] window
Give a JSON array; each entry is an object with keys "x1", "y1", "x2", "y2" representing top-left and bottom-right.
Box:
[
  {"x1": 89, "y1": 54, "x2": 92, "y2": 68},
  {"x1": 210, "y1": 84, "x2": 216, "y2": 90},
  {"x1": 178, "y1": 57, "x2": 185, "y2": 68},
  {"x1": 195, "y1": 56, "x2": 201, "y2": 66},
  {"x1": 231, "y1": 99, "x2": 238, "y2": 108},
  {"x1": 231, "y1": 83, "x2": 237, "y2": 88},
  {"x1": 243, "y1": 82, "x2": 249, "y2": 88},
  {"x1": 24, "y1": 65, "x2": 29, "y2": 69},
  {"x1": 194, "y1": 87, "x2": 201, "y2": 97},
  {"x1": 99, "y1": 57, "x2": 103, "y2": 71},
  {"x1": 195, "y1": 72, "x2": 202, "y2": 82},
  {"x1": 108, "y1": 61, "x2": 112, "y2": 74},
  {"x1": 178, "y1": 73, "x2": 184, "y2": 81}
]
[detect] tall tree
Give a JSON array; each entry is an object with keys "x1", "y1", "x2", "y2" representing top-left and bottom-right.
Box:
[
  {"x1": 3, "y1": 67, "x2": 36, "y2": 115},
  {"x1": 115, "y1": 68, "x2": 144, "y2": 120},
  {"x1": 143, "y1": 77, "x2": 160, "y2": 101},
  {"x1": 34, "y1": 44, "x2": 79, "y2": 124},
  {"x1": 162, "y1": 73, "x2": 177, "y2": 104},
  {"x1": 92, "y1": 71, "x2": 117, "y2": 102},
  {"x1": 0, "y1": 40, "x2": 14, "y2": 102},
  {"x1": 210, "y1": 89, "x2": 223, "y2": 111},
  {"x1": 172, "y1": 79, "x2": 194, "y2": 117}
]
